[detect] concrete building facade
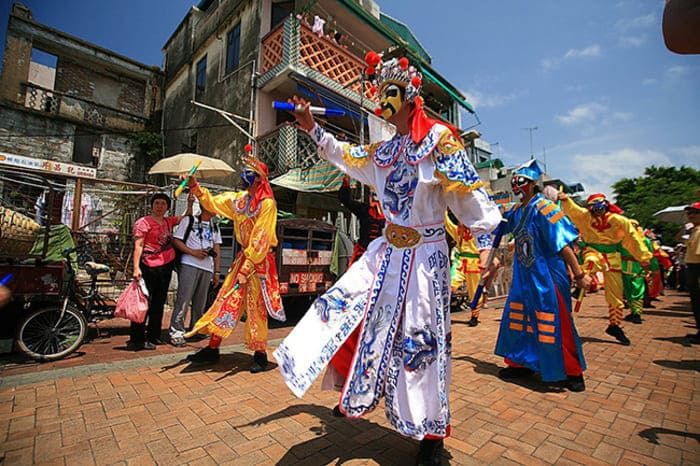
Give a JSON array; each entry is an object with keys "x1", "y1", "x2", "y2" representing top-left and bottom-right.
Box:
[{"x1": 0, "y1": 2, "x2": 163, "y2": 182}]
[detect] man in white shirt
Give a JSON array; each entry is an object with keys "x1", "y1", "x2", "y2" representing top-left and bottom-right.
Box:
[{"x1": 170, "y1": 206, "x2": 222, "y2": 347}]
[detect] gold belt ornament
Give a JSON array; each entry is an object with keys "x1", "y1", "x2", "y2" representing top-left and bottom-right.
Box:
[{"x1": 385, "y1": 223, "x2": 422, "y2": 248}]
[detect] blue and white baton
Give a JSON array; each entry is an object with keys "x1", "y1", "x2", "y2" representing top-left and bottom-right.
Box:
[{"x1": 272, "y1": 101, "x2": 346, "y2": 117}]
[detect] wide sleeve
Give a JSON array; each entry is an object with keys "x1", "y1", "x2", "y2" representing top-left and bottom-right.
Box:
[
  {"x1": 613, "y1": 216, "x2": 653, "y2": 263},
  {"x1": 433, "y1": 130, "x2": 500, "y2": 249},
  {"x1": 191, "y1": 184, "x2": 238, "y2": 220},
  {"x1": 308, "y1": 123, "x2": 377, "y2": 190},
  {"x1": 560, "y1": 196, "x2": 589, "y2": 229},
  {"x1": 239, "y1": 198, "x2": 278, "y2": 276},
  {"x1": 533, "y1": 198, "x2": 579, "y2": 257}
]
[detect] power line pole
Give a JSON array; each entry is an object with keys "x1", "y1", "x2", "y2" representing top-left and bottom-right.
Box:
[{"x1": 522, "y1": 126, "x2": 538, "y2": 158}]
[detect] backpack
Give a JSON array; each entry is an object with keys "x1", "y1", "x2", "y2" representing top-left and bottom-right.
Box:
[{"x1": 174, "y1": 216, "x2": 220, "y2": 272}]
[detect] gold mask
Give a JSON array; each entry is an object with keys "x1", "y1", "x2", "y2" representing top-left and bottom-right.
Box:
[{"x1": 379, "y1": 84, "x2": 404, "y2": 120}]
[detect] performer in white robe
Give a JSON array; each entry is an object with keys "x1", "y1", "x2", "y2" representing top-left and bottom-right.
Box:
[{"x1": 274, "y1": 52, "x2": 501, "y2": 464}]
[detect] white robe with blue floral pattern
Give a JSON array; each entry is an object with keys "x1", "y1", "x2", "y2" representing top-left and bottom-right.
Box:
[{"x1": 274, "y1": 122, "x2": 501, "y2": 440}]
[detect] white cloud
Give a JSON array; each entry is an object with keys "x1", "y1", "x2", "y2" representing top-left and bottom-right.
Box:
[
  {"x1": 619, "y1": 35, "x2": 647, "y2": 47},
  {"x1": 461, "y1": 88, "x2": 518, "y2": 109},
  {"x1": 642, "y1": 78, "x2": 657, "y2": 85},
  {"x1": 564, "y1": 44, "x2": 601, "y2": 59},
  {"x1": 542, "y1": 44, "x2": 601, "y2": 70},
  {"x1": 556, "y1": 102, "x2": 608, "y2": 125},
  {"x1": 610, "y1": 112, "x2": 634, "y2": 122},
  {"x1": 666, "y1": 65, "x2": 689, "y2": 78},
  {"x1": 671, "y1": 145, "x2": 700, "y2": 167},
  {"x1": 570, "y1": 148, "x2": 671, "y2": 197},
  {"x1": 615, "y1": 13, "x2": 656, "y2": 32}
]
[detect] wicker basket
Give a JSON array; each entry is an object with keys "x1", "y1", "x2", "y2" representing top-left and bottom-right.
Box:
[{"x1": 0, "y1": 206, "x2": 41, "y2": 257}]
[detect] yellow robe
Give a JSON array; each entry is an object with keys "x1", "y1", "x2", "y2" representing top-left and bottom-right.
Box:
[
  {"x1": 186, "y1": 186, "x2": 282, "y2": 351},
  {"x1": 561, "y1": 197, "x2": 651, "y2": 324},
  {"x1": 444, "y1": 213, "x2": 483, "y2": 318}
]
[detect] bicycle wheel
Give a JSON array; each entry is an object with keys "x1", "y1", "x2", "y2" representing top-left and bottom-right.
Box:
[{"x1": 16, "y1": 306, "x2": 87, "y2": 361}]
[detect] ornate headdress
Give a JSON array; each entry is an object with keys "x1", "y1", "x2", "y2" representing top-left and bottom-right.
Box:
[
  {"x1": 514, "y1": 159, "x2": 544, "y2": 181},
  {"x1": 364, "y1": 51, "x2": 423, "y2": 104},
  {"x1": 242, "y1": 143, "x2": 269, "y2": 179},
  {"x1": 586, "y1": 193, "x2": 624, "y2": 214}
]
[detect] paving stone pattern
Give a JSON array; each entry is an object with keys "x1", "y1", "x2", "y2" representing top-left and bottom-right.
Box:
[{"x1": 0, "y1": 291, "x2": 697, "y2": 465}]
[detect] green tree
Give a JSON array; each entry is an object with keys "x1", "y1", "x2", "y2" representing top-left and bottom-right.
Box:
[{"x1": 612, "y1": 166, "x2": 700, "y2": 245}]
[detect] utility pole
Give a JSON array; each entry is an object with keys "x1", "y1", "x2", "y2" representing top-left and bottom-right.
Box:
[
  {"x1": 542, "y1": 146, "x2": 547, "y2": 174},
  {"x1": 522, "y1": 126, "x2": 538, "y2": 158}
]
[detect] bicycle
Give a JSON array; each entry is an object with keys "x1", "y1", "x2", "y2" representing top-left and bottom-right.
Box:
[{"x1": 15, "y1": 248, "x2": 117, "y2": 361}]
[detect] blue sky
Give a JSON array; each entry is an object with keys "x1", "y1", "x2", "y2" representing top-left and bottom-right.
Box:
[{"x1": 1, "y1": 0, "x2": 698, "y2": 197}]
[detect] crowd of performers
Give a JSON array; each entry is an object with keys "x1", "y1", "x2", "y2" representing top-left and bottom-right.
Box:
[{"x1": 176, "y1": 50, "x2": 678, "y2": 465}]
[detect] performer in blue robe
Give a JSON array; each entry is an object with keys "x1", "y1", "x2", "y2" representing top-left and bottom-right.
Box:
[{"x1": 495, "y1": 160, "x2": 591, "y2": 392}]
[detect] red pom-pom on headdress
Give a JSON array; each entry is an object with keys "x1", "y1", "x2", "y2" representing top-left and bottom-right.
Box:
[
  {"x1": 398, "y1": 57, "x2": 409, "y2": 70},
  {"x1": 369, "y1": 85, "x2": 378, "y2": 96},
  {"x1": 365, "y1": 51, "x2": 381, "y2": 67},
  {"x1": 244, "y1": 143, "x2": 253, "y2": 153},
  {"x1": 374, "y1": 107, "x2": 383, "y2": 116},
  {"x1": 365, "y1": 66, "x2": 376, "y2": 76},
  {"x1": 411, "y1": 75, "x2": 422, "y2": 88}
]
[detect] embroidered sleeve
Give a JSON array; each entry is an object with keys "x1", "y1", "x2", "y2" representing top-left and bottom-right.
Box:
[
  {"x1": 307, "y1": 123, "x2": 376, "y2": 189},
  {"x1": 432, "y1": 130, "x2": 483, "y2": 195},
  {"x1": 476, "y1": 233, "x2": 493, "y2": 249}
]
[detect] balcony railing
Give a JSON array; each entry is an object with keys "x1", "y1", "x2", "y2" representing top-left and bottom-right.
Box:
[
  {"x1": 257, "y1": 123, "x2": 319, "y2": 178},
  {"x1": 259, "y1": 17, "x2": 376, "y2": 107},
  {"x1": 21, "y1": 82, "x2": 148, "y2": 131}
]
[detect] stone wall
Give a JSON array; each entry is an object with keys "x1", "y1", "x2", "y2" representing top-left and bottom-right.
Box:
[
  {"x1": 0, "y1": 105, "x2": 138, "y2": 182},
  {"x1": 54, "y1": 57, "x2": 147, "y2": 116}
]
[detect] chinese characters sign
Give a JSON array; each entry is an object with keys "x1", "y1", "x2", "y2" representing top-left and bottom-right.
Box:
[{"x1": 0, "y1": 152, "x2": 97, "y2": 178}]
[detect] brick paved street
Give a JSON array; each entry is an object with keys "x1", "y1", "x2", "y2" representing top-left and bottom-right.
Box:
[{"x1": 0, "y1": 290, "x2": 697, "y2": 465}]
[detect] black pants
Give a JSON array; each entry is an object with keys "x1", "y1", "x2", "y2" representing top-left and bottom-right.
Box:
[
  {"x1": 687, "y1": 263, "x2": 700, "y2": 334},
  {"x1": 130, "y1": 262, "x2": 174, "y2": 344}
]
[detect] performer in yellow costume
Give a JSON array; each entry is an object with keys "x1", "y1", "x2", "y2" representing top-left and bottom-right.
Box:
[
  {"x1": 186, "y1": 146, "x2": 285, "y2": 372},
  {"x1": 444, "y1": 211, "x2": 488, "y2": 327},
  {"x1": 559, "y1": 193, "x2": 651, "y2": 345}
]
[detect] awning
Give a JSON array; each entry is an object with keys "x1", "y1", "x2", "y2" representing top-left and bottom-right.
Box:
[
  {"x1": 420, "y1": 66, "x2": 475, "y2": 114},
  {"x1": 270, "y1": 160, "x2": 344, "y2": 193},
  {"x1": 475, "y1": 158, "x2": 504, "y2": 170}
]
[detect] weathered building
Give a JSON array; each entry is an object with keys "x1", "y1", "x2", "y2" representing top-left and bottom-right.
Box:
[
  {"x1": 0, "y1": 2, "x2": 163, "y2": 182},
  {"x1": 162, "y1": 0, "x2": 477, "y2": 215}
]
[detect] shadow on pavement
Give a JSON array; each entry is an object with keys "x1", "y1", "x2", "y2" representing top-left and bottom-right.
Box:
[
  {"x1": 642, "y1": 310, "x2": 692, "y2": 318},
  {"x1": 580, "y1": 336, "x2": 625, "y2": 346},
  {"x1": 652, "y1": 359, "x2": 700, "y2": 372},
  {"x1": 159, "y1": 351, "x2": 278, "y2": 380},
  {"x1": 639, "y1": 427, "x2": 700, "y2": 445},
  {"x1": 653, "y1": 336, "x2": 695, "y2": 348},
  {"x1": 453, "y1": 355, "x2": 565, "y2": 393},
  {"x1": 233, "y1": 403, "x2": 455, "y2": 465}
]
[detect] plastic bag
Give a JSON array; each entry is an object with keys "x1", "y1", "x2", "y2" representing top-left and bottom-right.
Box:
[{"x1": 114, "y1": 279, "x2": 149, "y2": 324}]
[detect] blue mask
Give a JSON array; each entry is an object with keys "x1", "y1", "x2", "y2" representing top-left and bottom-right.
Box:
[{"x1": 240, "y1": 170, "x2": 257, "y2": 188}]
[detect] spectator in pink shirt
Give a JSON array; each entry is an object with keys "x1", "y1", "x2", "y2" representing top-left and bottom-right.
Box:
[{"x1": 129, "y1": 192, "x2": 193, "y2": 351}]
